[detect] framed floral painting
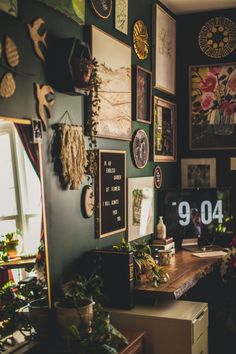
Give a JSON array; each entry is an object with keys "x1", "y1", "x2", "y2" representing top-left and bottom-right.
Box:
[{"x1": 190, "y1": 63, "x2": 236, "y2": 150}]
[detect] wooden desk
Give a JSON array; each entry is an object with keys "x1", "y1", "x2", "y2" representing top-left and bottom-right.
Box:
[{"x1": 135, "y1": 250, "x2": 223, "y2": 300}]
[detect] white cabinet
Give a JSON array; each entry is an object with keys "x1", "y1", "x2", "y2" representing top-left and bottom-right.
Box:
[{"x1": 109, "y1": 300, "x2": 208, "y2": 354}]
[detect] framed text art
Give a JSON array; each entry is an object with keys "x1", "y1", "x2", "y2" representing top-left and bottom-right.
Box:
[
  {"x1": 132, "y1": 129, "x2": 149, "y2": 169},
  {"x1": 128, "y1": 177, "x2": 154, "y2": 242},
  {"x1": 134, "y1": 65, "x2": 152, "y2": 124},
  {"x1": 38, "y1": 0, "x2": 85, "y2": 25},
  {"x1": 153, "y1": 5, "x2": 176, "y2": 94},
  {"x1": 115, "y1": 0, "x2": 128, "y2": 35},
  {"x1": 96, "y1": 149, "x2": 126, "y2": 238},
  {"x1": 190, "y1": 63, "x2": 236, "y2": 150},
  {"x1": 89, "y1": 26, "x2": 132, "y2": 140},
  {"x1": 181, "y1": 158, "x2": 216, "y2": 189},
  {"x1": 153, "y1": 96, "x2": 177, "y2": 162}
]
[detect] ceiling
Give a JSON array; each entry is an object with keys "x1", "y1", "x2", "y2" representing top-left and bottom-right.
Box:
[{"x1": 159, "y1": 0, "x2": 236, "y2": 14}]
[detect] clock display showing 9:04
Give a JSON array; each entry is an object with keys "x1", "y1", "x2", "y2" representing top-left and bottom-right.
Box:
[{"x1": 176, "y1": 200, "x2": 223, "y2": 226}]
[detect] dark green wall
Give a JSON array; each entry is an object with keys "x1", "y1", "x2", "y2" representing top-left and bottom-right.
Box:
[
  {"x1": 0, "y1": 0, "x2": 178, "y2": 298},
  {"x1": 3, "y1": 1, "x2": 235, "y2": 299}
]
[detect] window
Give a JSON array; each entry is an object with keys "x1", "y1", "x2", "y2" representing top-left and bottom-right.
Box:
[{"x1": 0, "y1": 122, "x2": 42, "y2": 255}]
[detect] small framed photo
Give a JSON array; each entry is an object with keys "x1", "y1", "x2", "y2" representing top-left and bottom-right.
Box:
[
  {"x1": 32, "y1": 119, "x2": 43, "y2": 143},
  {"x1": 181, "y1": 158, "x2": 216, "y2": 189},
  {"x1": 128, "y1": 177, "x2": 154, "y2": 241},
  {"x1": 153, "y1": 96, "x2": 176, "y2": 162},
  {"x1": 134, "y1": 65, "x2": 152, "y2": 124},
  {"x1": 132, "y1": 129, "x2": 149, "y2": 169},
  {"x1": 115, "y1": 0, "x2": 128, "y2": 35}
]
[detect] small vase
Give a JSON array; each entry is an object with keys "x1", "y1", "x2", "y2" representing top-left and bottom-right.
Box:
[{"x1": 213, "y1": 109, "x2": 234, "y2": 135}]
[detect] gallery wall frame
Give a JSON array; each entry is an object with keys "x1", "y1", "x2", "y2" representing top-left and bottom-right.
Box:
[
  {"x1": 96, "y1": 149, "x2": 126, "y2": 238},
  {"x1": 153, "y1": 96, "x2": 177, "y2": 162},
  {"x1": 153, "y1": 4, "x2": 176, "y2": 95},
  {"x1": 90, "y1": 0, "x2": 112, "y2": 19},
  {"x1": 38, "y1": 0, "x2": 85, "y2": 25},
  {"x1": 127, "y1": 177, "x2": 154, "y2": 242},
  {"x1": 181, "y1": 158, "x2": 216, "y2": 189},
  {"x1": 89, "y1": 25, "x2": 132, "y2": 140},
  {"x1": 134, "y1": 65, "x2": 152, "y2": 124},
  {"x1": 132, "y1": 129, "x2": 149, "y2": 169},
  {"x1": 189, "y1": 62, "x2": 236, "y2": 150},
  {"x1": 115, "y1": 0, "x2": 128, "y2": 35}
]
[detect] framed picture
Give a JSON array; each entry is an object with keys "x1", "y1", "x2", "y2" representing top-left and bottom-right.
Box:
[
  {"x1": 132, "y1": 129, "x2": 149, "y2": 169},
  {"x1": 128, "y1": 177, "x2": 154, "y2": 242},
  {"x1": 81, "y1": 185, "x2": 95, "y2": 218},
  {"x1": 115, "y1": 0, "x2": 128, "y2": 35},
  {"x1": 89, "y1": 25, "x2": 132, "y2": 140},
  {"x1": 38, "y1": 0, "x2": 85, "y2": 25},
  {"x1": 32, "y1": 119, "x2": 43, "y2": 143},
  {"x1": 153, "y1": 4, "x2": 176, "y2": 94},
  {"x1": 153, "y1": 165, "x2": 162, "y2": 189},
  {"x1": 0, "y1": 0, "x2": 17, "y2": 17},
  {"x1": 153, "y1": 96, "x2": 176, "y2": 162},
  {"x1": 135, "y1": 65, "x2": 152, "y2": 124},
  {"x1": 89, "y1": 0, "x2": 112, "y2": 19},
  {"x1": 181, "y1": 158, "x2": 216, "y2": 189},
  {"x1": 96, "y1": 149, "x2": 126, "y2": 238},
  {"x1": 190, "y1": 63, "x2": 236, "y2": 150}
]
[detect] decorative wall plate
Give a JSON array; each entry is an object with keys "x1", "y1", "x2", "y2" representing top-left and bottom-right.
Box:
[
  {"x1": 132, "y1": 20, "x2": 149, "y2": 60},
  {"x1": 89, "y1": 0, "x2": 112, "y2": 19},
  {"x1": 199, "y1": 17, "x2": 236, "y2": 58},
  {"x1": 81, "y1": 185, "x2": 95, "y2": 218},
  {"x1": 132, "y1": 129, "x2": 149, "y2": 168},
  {"x1": 153, "y1": 165, "x2": 162, "y2": 189}
]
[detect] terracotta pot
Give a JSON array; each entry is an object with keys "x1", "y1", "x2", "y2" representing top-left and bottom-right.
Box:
[{"x1": 54, "y1": 299, "x2": 94, "y2": 334}]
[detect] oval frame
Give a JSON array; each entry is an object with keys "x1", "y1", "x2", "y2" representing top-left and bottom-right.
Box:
[
  {"x1": 153, "y1": 165, "x2": 162, "y2": 189},
  {"x1": 89, "y1": 0, "x2": 112, "y2": 19},
  {"x1": 132, "y1": 19, "x2": 149, "y2": 60},
  {"x1": 132, "y1": 129, "x2": 149, "y2": 169},
  {"x1": 81, "y1": 185, "x2": 95, "y2": 218}
]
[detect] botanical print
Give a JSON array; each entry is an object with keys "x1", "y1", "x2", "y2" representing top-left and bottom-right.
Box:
[
  {"x1": 92, "y1": 26, "x2": 131, "y2": 140},
  {"x1": 115, "y1": 0, "x2": 128, "y2": 35},
  {"x1": 181, "y1": 158, "x2": 216, "y2": 189},
  {"x1": 154, "y1": 5, "x2": 176, "y2": 94},
  {"x1": 187, "y1": 164, "x2": 210, "y2": 188},
  {"x1": 38, "y1": 0, "x2": 85, "y2": 25},
  {"x1": 0, "y1": 0, "x2": 17, "y2": 17},
  {"x1": 128, "y1": 177, "x2": 154, "y2": 241},
  {"x1": 190, "y1": 63, "x2": 236, "y2": 150}
]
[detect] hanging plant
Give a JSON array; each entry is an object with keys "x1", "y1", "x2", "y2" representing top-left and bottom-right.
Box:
[{"x1": 86, "y1": 57, "x2": 101, "y2": 183}]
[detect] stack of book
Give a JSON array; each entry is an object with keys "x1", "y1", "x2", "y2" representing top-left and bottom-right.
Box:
[{"x1": 150, "y1": 237, "x2": 175, "y2": 262}]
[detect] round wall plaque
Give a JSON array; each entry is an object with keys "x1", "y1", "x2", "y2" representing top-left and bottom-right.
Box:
[
  {"x1": 132, "y1": 129, "x2": 149, "y2": 169},
  {"x1": 198, "y1": 17, "x2": 236, "y2": 58},
  {"x1": 132, "y1": 20, "x2": 149, "y2": 60},
  {"x1": 89, "y1": 0, "x2": 112, "y2": 19},
  {"x1": 81, "y1": 185, "x2": 95, "y2": 218},
  {"x1": 153, "y1": 165, "x2": 162, "y2": 189}
]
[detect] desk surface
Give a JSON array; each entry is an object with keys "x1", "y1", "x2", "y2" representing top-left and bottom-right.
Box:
[{"x1": 135, "y1": 250, "x2": 224, "y2": 300}]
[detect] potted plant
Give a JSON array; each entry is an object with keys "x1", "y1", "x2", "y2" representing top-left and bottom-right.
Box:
[
  {"x1": 54, "y1": 273, "x2": 103, "y2": 334},
  {"x1": 0, "y1": 231, "x2": 21, "y2": 259}
]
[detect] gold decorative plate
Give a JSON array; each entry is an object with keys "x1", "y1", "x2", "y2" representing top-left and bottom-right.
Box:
[
  {"x1": 133, "y1": 20, "x2": 149, "y2": 60},
  {"x1": 199, "y1": 17, "x2": 236, "y2": 58}
]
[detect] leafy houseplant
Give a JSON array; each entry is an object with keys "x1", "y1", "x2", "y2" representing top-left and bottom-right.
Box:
[{"x1": 0, "y1": 231, "x2": 21, "y2": 260}]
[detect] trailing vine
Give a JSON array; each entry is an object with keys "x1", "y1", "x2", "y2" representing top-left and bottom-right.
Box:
[{"x1": 86, "y1": 57, "x2": 101, "y2": 184}]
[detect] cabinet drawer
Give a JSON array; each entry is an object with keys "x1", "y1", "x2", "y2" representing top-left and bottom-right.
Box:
[
  {"x1": 192, "y1": 306, "x2": 208, "y2": 343},
  {"x1": 192, "y1": 330, "x2": 208, "y2": 354}
]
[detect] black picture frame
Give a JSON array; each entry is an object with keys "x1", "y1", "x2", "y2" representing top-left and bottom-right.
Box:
[
  {"x1": 96, "y1": 149, "x2": 126, "y2": 238},
  {"x1": 89, "y1": 0, "x2": 112, "y2": 19},
  {"x1": 134, "y1": 65, "x2": 152, "y2": 124},
  {"x1": 132, "y1": 129, "x2": 149, "y2": 169},
  {"x1": 32, "y1": 119, "x2": 43, "y2": 143}
]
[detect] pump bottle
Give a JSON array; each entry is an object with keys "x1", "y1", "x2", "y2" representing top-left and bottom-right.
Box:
[{"x1": 157, "y1": 216, "x2": 166, "y2": 240}]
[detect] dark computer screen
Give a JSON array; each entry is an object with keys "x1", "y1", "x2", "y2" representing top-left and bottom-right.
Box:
[{"x1": 161, "y1": 188, "x2": 233, "y2": 248}]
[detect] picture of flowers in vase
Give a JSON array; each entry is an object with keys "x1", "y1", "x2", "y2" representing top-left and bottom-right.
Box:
[{"x1": 190, "y1": 63, "x2": 236, "y2": 150}]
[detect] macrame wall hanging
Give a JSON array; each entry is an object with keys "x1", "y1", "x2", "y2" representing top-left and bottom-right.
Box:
[{"x1": 52, "y1": 111, "x2": 87, "y2": 190}]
